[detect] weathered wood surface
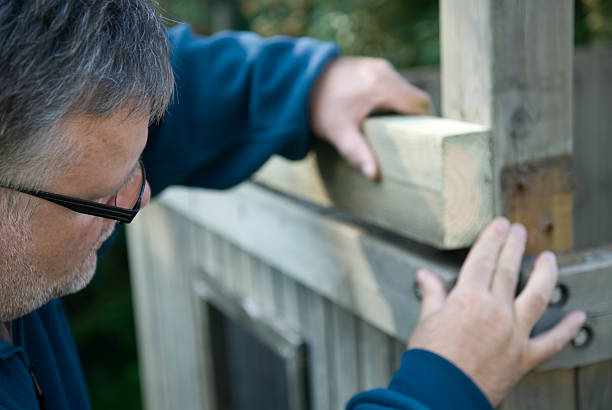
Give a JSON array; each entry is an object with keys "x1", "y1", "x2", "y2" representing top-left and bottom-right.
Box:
[
  {"x1": 404, "y1": 47, "x2": 612, "y2": 251},
  {"x1": 441, "y1": 0, "x2": 574, "y2": 255},
  {"x1": 129, "y1": 198, "x2": 612, "y2": 410},
  {"x1": 540, "y1": 246, "x2": 612, "y2": 370},
  {"x1": 499, "y1": 370, "x2": 576, "y2": 410},
  {"x1": 127, "y1": 207, "x2": 212, "y2": 410},
  {"x1": 573, "y1": 47, "x2": 612, "y2": 250},
  {"x1": 577, "y1": 359, "x2": 612, "y2": 410},
  {"x1": 160, "y1": 184, "x2": 460, "y2": 342},
  {"x1": 440, "y1": 3, "x2": 576, "y2": 405},
  {"x1": 129, "y1": 201, "x2": 409, "y2": 410},
  {"x1": 159, "y1": 185, "x2": 612, "y2": 370},
  {"x1": 255, "y1": 115, "x2": 493, "y2": 249}
]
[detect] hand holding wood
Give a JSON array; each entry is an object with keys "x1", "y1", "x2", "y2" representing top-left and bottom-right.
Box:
[
  {"x1": 408, "y1": 218, "x2": 587, "y2": 406},
  {"x1": 308, "y1": 56, "x2": 432, "y2": 180}
]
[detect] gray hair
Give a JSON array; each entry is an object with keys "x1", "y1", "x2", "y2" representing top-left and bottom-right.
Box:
[{"x1": 0, "y1": 0, "x2": 174, "y2": 222}]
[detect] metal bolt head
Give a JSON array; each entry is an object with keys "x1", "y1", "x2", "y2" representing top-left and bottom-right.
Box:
[
  {"x1": 572, "y1": 326, "x2": 592, "y2": 348},
  {"x1": 413, "y1": 280, "x2": 423, "y2": 301},
  {"x1": 549, "y1": 284, "x2": 568, "y2": 307}
]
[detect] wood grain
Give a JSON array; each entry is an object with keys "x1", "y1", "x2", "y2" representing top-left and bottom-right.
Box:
[
  {"x1": 255, "y1": 115, "x2": 493, "y2": 249},
  {"x1": 441, "y1": 0, "x2": 574, "y2": 255}
]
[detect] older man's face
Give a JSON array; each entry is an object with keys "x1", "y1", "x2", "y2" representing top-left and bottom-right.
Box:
[{"x1": 0, "y1": 106, "x2": 151, "y2": 321}]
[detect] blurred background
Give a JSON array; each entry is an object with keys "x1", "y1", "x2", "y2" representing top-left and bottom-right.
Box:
[{"x1": 62, "y1": 0, "x2": 612, "y2": 409}]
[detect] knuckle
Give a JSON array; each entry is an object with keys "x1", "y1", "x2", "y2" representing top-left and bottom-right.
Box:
[
  {"x1": 497, "y1": 264, "x2": 518, "y2": 280},
  {"x1": 467, "y1": 254, "x2": 496, "y2": 275},
  {"x1": 552, "y1": 338, "x2": 566, "y2": 354},
  {"x1": 371, "y1": 57, "x2": 393, "y2": 71},
  {"x1": 369, "y1": 59, "x2": 394, "y2": 85},
  {"x1": 527, "y1": 290, "x2": 550, "y2": 313},
  {"x1": 489, "y1": 304, "x2": 513, "y2": 326}
]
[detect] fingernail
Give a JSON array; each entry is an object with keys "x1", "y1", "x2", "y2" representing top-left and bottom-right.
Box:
[
  {"x1": 493, "y1": 217, "x2": 510, "y2": 234},
  {"x1": 421, "y1": 99, "x2": 434, "y2": 115},
  {"x1": 511, "y1": 224, "x2": 527, "y2": 240},
  {"x1": 575, "y1": 311, "x2": 587, "y2": 324},
  {"x1": 361, "y1": 162, "x2": 376, "y2": 179},
  {"x1": 542, "y1": 251, "x2": 557, "y2": 264}
]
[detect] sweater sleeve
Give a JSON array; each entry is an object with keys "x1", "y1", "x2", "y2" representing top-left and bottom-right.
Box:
[
  {"x1": 143, "y1": 24, "x2": 340, "y2": 196},
  {"x1": 346, "y1": 349, "x2": 494, "y2": 410}
]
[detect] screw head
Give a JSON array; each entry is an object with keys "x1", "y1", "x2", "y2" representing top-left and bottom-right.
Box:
[
  {"x1": 571, "y1": 326, "x2": 592, "y2": 349},
  {"x1": 549, "y1": 284, "x2": 568, "y2": 307},
  {"x1": 413, "y1": 280, "x2": 423, "y2": 301}
]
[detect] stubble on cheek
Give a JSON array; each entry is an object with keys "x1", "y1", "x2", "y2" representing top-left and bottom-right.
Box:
[
  {"x1": 0, "y1": 222, "x2": 47, "y2": 321},
  {"x1": 60, "y1": 221, "x2": 117, "y2": 296},
  {"x1": 0, "y1": 220, "x2": 117, "y2": 321}
]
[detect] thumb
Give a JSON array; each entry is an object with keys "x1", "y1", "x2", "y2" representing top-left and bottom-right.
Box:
[
  {"x1": 330, "y1": 126, "x2": 379, "y2": 180},
  {"x1": 417, "y1": 269, "x2": 447, "y2": 320}
]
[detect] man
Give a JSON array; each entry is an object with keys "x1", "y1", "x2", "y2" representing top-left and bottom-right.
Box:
[{"x1": 0, "y1": 1, "x2": 585, "y2": 409}]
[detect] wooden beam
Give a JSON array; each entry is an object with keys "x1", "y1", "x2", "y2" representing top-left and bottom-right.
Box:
[
  {"x1": 158, "y1": 184, "x2": 461, "y2": 342},
  {"x1": 254, "y1": 115, "x2": 493, "y2": 249},
  {"x1": 441, "y1": 0, "x2": 574, "y2": 255},
  {"x1": 539, "y1": 246, "x2": 612, "y2": 369},
  {"x1": 156, "y1": 185, "x2": 612, "y2": 369}
]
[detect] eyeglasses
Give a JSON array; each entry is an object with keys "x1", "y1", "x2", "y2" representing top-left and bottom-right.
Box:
[{"x1": 0, "y1": 160, "x2": 146, "y2": 224}]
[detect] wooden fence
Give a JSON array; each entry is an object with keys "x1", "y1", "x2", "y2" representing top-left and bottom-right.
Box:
[{"x1": 128, "y1": 2, "x2": 612, "y2": 409}]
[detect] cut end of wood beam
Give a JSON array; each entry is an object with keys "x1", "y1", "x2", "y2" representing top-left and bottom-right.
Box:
[{"x1": 254, "y1": 115, "x2": 493, "y2": 249}]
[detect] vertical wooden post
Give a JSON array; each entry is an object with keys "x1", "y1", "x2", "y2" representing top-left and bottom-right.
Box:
[
  {"x1": 441, "y1": 0, "x2": 574, "y2": 255},
  {"x1": 440, "y1": 2, "x2": 576, "y2": 408}
]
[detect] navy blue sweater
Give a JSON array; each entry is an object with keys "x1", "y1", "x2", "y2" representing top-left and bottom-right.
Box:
[{"x1": 0, "y1": 25, "x2": 492, "y2": 410}]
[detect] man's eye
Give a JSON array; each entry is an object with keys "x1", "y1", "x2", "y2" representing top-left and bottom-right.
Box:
[{"x1": 99, "y1": 194, "x2": 116, "y2": 206}]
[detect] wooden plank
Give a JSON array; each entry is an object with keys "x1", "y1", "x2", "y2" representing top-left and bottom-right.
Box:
[
  {"x1": 390, "y1": 338, "x2": 407, "y2": 377},
  {"x1": 402, "y1": 47, "x2": 612, "y2": 251},
  {"x1": 538, "y1": 246, "x2": 612, "y2": 369},
  {"x1": 254, "y1": 115, "x2": 493, "y2": 249},
  {"x1": 254, "y1": 258, "x2": 277, "y2": 317},
  {"x1": 298, "y1": 287, "x2": 331, "y2": 410},
  {"x1": 127, "y1": 205, "x2": 210, "y2": 410},
  {"x1": 573, "y1": 47, "x2": 612, "y2": 250},
  {"x1": 160, "y1": 184, "x2": 460, "y2": 342},
  {"x1": 577, "y1": 359, "x2": 612, "y2": 410},
  {"x1": 499, "y1": 369, "x2": 575, "y2": 410},
  {"x1": 329, "y1": 305, "x2": 360, "y2": 408},
  {"x1": 159, "y1": 186, "x2": 612, "y2": 369},
  {"x1": 441, "y1": 0, "x2": 574, "y2": 255},
  {"x1": 357, "y1": 321, "x2": 393, "y2": 390},
  {"x1": 127, "y1": 215, "x2": 166, "y2": 410},
  {"x1": 277, "y1": 273, "x2": 301, "y2": 332}
]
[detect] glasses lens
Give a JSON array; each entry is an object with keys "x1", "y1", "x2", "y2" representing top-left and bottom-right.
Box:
[{"x1": 114, "y1": 163, "x2": 144, "y2": 209}]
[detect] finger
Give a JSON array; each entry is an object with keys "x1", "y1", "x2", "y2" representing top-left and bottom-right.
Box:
[
  {"x1": 526, "y1": 310, "x2": 586, "y2": 367},
  {"x1": 417, "y1": 269, "x2": 447, "y2": 320},
  {"x1": 491, "y1": 223, "x2": 527, "y2": 302},
  {"x1": 515, "y1": 251, "x2": 558, "y2": 331},
  {"x1": 456, "y1": 217, "x2": 511, "y2": 289},
  {"x1": 331, "y1": 126, "x2": 379, "y2": 180},
  {"x1": 375, "y1": 72, "x2": 433, "y2": 116}
]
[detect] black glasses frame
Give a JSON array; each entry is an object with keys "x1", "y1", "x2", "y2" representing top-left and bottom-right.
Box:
[{"x1": 0, "y1": 160, "x2": 146, "y2": 224}]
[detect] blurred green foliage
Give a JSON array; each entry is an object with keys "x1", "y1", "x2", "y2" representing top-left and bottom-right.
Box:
[
  {"x1": 158, "y1": 0, "x2": 612, "y2": 68},
  {"x1": 63, "y1": 1, "x2": 612, "y2": 409},
  {"x1": 159, "y1": 0, "x2": 439, "y2": 66}
]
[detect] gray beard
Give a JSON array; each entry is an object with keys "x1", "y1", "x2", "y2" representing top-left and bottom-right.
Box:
[{"x1": 0, "y1": 222, "x2": 115, "y2": 321}]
